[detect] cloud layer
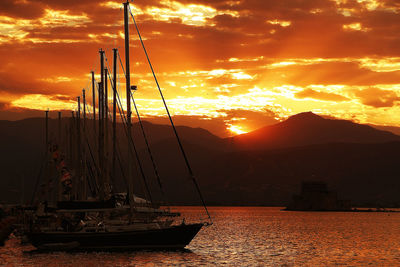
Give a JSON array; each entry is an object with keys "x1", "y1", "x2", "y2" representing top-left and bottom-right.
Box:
[{"x1": 1, "y1": 0, "x2": 400, "y2": 136}]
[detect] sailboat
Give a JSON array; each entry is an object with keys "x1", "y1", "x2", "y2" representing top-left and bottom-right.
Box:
[{"x1": 22, "y1": 1, "x2": 212, "y2": 251}]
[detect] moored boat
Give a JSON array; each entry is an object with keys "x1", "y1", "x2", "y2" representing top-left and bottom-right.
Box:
[{"x1": 22, "y1": 0, "x2": 212, "y2": 251}]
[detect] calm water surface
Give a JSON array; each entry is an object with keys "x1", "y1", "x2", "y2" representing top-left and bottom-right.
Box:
[{"x1": 1, "y1": 207, "x2": 400, "y2": 266}]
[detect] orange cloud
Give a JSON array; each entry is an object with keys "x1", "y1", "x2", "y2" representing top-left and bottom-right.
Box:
[
  {"x1": 1, "y1": 0, "x2": 400, "y2": 136},
  {"x1": 295, "y1": 88, "x2": 350, "y2": 102},
  {"x1": 352, "y1": 87, "x2": 400, "y2": 107}
]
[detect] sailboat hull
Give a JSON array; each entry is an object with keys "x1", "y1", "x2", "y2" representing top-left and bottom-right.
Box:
[{"x1": 27, "y1": 223, "x2": 203, "y2": 251}]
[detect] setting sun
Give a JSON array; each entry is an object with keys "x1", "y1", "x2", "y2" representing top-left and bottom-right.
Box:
[{"x1": 228, "y1": 125, "x2": 247, "y2": 135}]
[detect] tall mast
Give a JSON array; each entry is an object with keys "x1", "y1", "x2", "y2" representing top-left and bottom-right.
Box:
[
  {"x1": 124, "y1": 1, "x2": 135, "y2": 210},
  {"x1": 45, "y1": 110, "x2": 49, "y2": 149},
  {"x1": 99, "y1": 49, "x2": 106, "y2": 200},
  {"x1": 98, "y1": 81, "x2": 104, "y2": 200},
  {"x1": 91, "y1": 71, "x2": 96, "y2": 134},
  {"x1": 83, "y1": 89, "x2": 86, "y2": 132},
  {"x1": 69, "y1": 111, "x2": 74, "y2": 188},
  {"x1": 58, "y1": 111, "x2": 62, "y2": 201},
  {"x1": 112, "y1": 48, "x2": 117, "y2": 188},
  {"x1": 104, "y1": 68, "x2": 108, "y2": 122},
  {"x1": 104, "y1": 67, "x2": 110, "y2": 194},
  {"x1": 82, "y1": 89, "x2": 87, "y2": 200},
  {"x1": 45, "y1": 110, "x2": 49, "y2": 201},
  {"x1": 76, "y1": 96, "x2": 81, "y2": 200}
]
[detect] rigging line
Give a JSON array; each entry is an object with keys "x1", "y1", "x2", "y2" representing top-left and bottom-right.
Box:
[
  {"x1": 85, "y1": 159, "x2": 97, "y2": 196},
  {"x1": 117, "y1": 50, "x2": 126, "y2": 78},
  {"x1": 116, "y1": 49, "x2": 168, "y2": 204},
  {"x1": 115, "y1": 135, "x2": 129, "y2": 192},
  {"x1": 117, "y1": 50, "x2": 169, "y2": 207},
  {"x1": 112, "y1": 73, "x2": 154, "y2": 204},
  {"x1": 129, "y1": 6, "x2": 212, "y2": 224},
  {"x1": 79, "y1": 125, "x2": 97, "y2": 198},
  {"x1": 76, "y1": 95, "x2": 99, "y2": 195},
  {"x1": 97, "y1": 65, "x2": 129, "y2": 194},
  {"x1": 117, "y1": 91, "x2": 153, "y2": 204},
  {"x1": 111, "y1": 56, "x2": 132, "y2": 196},
  {"x1": 130, "y1": 92, "x2": 168, "y2": 204},
  {"x1": 83, "y1": 132, "x2": 101, "y2": 194},
  {"x1": 30, "y1": 152, "x2": 48, "y2": 205}
]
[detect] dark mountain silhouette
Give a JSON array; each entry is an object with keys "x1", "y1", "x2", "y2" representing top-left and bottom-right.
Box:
[
  {"x1": 231, "y1": 112, "x2": 400, "y2": 150},
  {"x1": 369, "y1": 124, "x2": 400, "y2": 136},
  {"x1": 1, "y1": 113, "x2": 400, "y2": 207}
]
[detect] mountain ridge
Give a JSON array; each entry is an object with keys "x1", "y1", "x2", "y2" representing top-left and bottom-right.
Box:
[
  {"x1": 231, "y1": 112, "x2": 400, "y2": 151},
  {"x1": 1, "y1": 112, "x2": 400, "y2": 206}
]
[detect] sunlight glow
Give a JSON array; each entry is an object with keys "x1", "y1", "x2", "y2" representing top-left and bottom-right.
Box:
[
  {"x1": 228, "y1": 125, "x2": 248, "y2": 135},
  {"x1": 40, "y1": 77, "x2": 74, "y2": 83},
  {"x1": 41, "y1": 9, "x2": 91, "y2": 28},
  {"x1": 12, "y1": 94, "x2": 76, "y2": 111},
  {"x1": 357, "y1": 0, "x2": 380, "y2": 11},
  {"x1": 343, "y1": 23, "x2": 369, "y2": 32},
  {"x1": 359, "y1": 57, "x2": 400, "y2": 72},
  {"x1": 267, "y1": 19, "x2": 291, "y2": 27},
  {"x1": 145, "y1": 0, "x2": 238, "y2": 26},
  {"x1": 0, "y1": 9, "x2": 91, "y2": 44}
]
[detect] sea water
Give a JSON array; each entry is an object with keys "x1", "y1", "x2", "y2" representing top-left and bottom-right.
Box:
[{"x1": 1, "y1": 207, "x2": 400, "y2": 266}]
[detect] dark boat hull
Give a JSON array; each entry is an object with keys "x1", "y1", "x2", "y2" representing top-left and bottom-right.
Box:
[{"x1": 27, "y1": 223, "x2": 203, "y2": 251}]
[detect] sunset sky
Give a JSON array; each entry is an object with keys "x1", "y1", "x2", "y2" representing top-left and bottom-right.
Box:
[{"x1": 1, "y1": 0, "x2": 400, "y2": 136}]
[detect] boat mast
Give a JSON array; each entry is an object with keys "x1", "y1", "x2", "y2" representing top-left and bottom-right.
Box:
[
  {"x1": 82, "y1": 89, "x2": 87, "y2": 200},
  {"x1": 69, "y1": 111, "x2": 74, "y2": 195},
  {"x1": 104, "y1": 67, "x2": 110, "y2": 193},
  {"x1": 83, "y1": 89, "x2": 86, "y2": 132},
  {"x1": 44, "y1": 110, "x2": 49, "y2": 201},
  {"x1": 58, "y1": 111, "x2": 62, "y2": 201},
  {"x1": 99, "y1": 49, "x2": 106, "y2": 200},
  {"x1": 76, "y1": 96, "x2": 81, "y2": 200},
  {"x1": 91, "y1": 71, "x2": 96, "y2": 134},
  {"x1": 45, "y1": 110, "x2": 49, "y2": 149},
  {"x1": 112, "y1": 48, "x2": 117, "y2": 189},
  {"x1": 124, "y1": 1, "x2": 135, "y2": 211}
]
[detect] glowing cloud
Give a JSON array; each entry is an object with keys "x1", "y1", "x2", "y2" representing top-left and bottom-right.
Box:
[
  {"x1": 267, "y1": 19, "x2": 291, "y2": 27},
  {"x1": 144, "y1": 0, "x2": 238, "y2": 26},
  {"x1": 359, "y1": 58, "x2": 400, "y2": 72},
  {"x1": 356, "y1": 0, "x2": 380, "y2": 11},
  {"x1": 343, "y1": 23, "x2": 370, "y2": 32},
  {"x1": 0, "y1": 9, "x2": 91, "y2": 44},
  {"x1": 11, "y1": 94, "x2": 76, "y2": 111},
  {"x1": 40, "y1": 9, "x2": 91, "y2": 28},
  {"x1": 40, "y1": 77, "x2": 74, "y2": 83}
]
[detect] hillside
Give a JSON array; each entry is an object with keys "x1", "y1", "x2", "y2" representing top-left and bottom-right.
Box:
[
  {"x1": 231, "y1": 112, "x2": 400, "y2": 150},
  {"x1": 1, "y1": 113, "x2": 400, "y2": 206}
]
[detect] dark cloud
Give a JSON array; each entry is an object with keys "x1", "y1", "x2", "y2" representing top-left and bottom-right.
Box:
[
  {"x1": 352, "y1": 87, "x2": 400, "y2": 108},
  {"x1": 295, "y1": 88, "x2": 349, "y2": 102},
  {"x1": 219, "y1": 108, "x2": 279, "y2": 131},
  {"x1": 0, "y1": 0, "x2": 44, "y2": 19},
  {"x1": 0, "y1": 101, "x2": 9, "y2": 111},
  {"x1": 145, "y1": 114, "x2": 230, "y2": 137}
]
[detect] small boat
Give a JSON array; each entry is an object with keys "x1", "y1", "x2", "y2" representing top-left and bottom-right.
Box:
[{"x1": 22, "y1": 0, "x2": 212, "y2": 251}]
